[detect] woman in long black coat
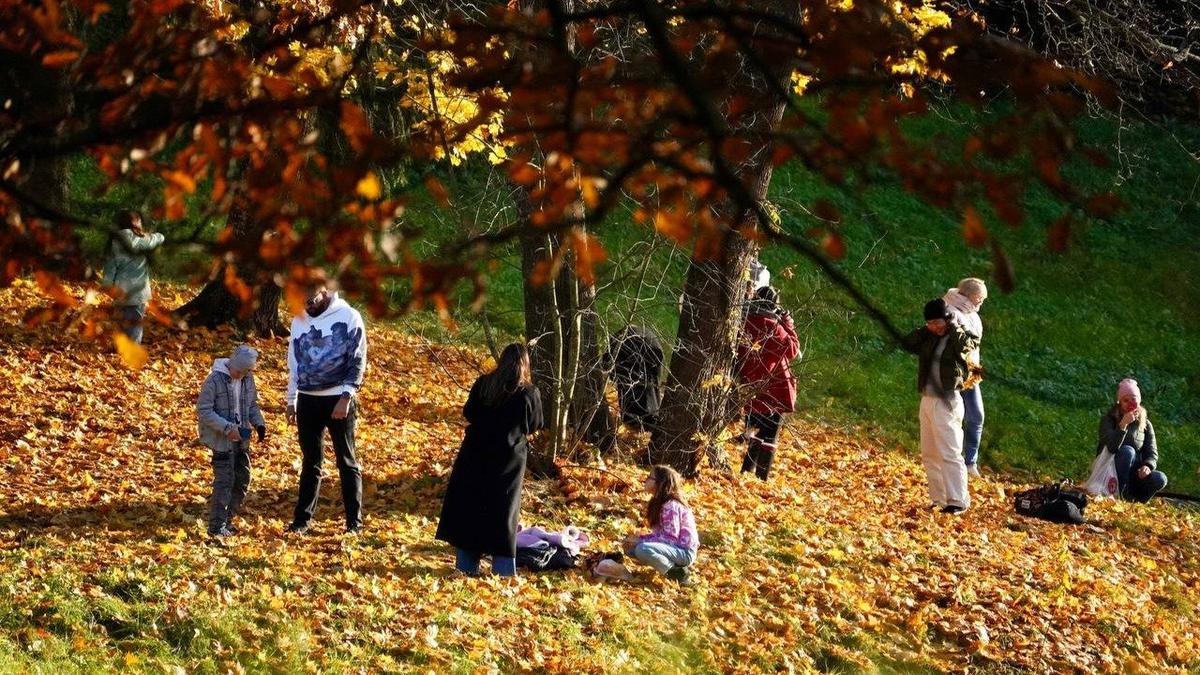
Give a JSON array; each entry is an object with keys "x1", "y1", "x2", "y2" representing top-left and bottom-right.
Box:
[{"x1": 436, "y1": 343, "x2": 544, "y2": 576}]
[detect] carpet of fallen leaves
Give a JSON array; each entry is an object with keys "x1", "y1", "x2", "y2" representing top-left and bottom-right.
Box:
[{"x1": 2, "y1": 280, "x2": 1200, "y2": 674}]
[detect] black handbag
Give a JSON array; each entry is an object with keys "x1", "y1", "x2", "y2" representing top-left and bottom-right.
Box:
[{"x1": 1014, "y1": 480, "x2": 1088, "y2": 524}]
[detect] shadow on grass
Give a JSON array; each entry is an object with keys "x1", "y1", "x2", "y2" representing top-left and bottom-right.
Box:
[{"x1": 0, "y1": 468, "x2": 445, "y2": 534}]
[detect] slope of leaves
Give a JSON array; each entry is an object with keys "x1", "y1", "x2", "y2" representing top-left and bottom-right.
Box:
[{"x1": 2, "y1": 282, "x2": 1200, "y2": 673}]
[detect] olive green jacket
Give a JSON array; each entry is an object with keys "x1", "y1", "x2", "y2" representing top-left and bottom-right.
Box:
[{"x1": 901, "y1": 324, "x2": 980, "y2": 396}]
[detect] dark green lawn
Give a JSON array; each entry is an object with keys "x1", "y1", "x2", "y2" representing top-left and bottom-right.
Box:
[
  {"x1": 422, "y1": 110, "x2": 1200, "y2": 494},
  {"x1": 77, "y1": 106, "x2": 1200, "y2": 494}
]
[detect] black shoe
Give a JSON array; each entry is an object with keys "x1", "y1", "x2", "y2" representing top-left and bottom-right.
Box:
[
  {"x1": 665, "y1": 566, "x2": 696, "y2": 586},
  {"x1": 940, "y1": 505, "x2": 967, "y2": 515},
  {"x1": 225, "y1": 523, "x2": 239, "y2": 535},
  {"x1": 285, "y1": 522, "x2": 309, "y2": 535},
  {"x1": 345, "y1": 525, "x2": 363, "y2": 536}
]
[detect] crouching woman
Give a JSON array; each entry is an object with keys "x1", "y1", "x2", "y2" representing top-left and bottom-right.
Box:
[{"x1": 1097, "y1": 378, "x2": 1167, "y2": 503}]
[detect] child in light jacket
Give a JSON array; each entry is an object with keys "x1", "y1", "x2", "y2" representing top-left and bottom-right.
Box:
[
  {"x1": 624, "y1": 465, "x2": 699, "y2": 585},
  {"x1": 197, "y1": 345, "x2": 266, "y2": 537}
]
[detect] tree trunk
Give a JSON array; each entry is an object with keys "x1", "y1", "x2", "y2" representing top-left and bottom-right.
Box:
[
  {"x1": 512, "y1": 0, "x2": 614, "y2": 474},
  {"x1": 9, "y1": 56, "x2": 71, "y2": 223},
  {"x1": 175, "y1": 206, "x2": 288, "y2": 337},
  {"x1": 518, "y1": 184, "x2": 565, "y2": 478},
  {"x1": 517, "y1": 181, "x2": 615, "y2": 476},
  {"x1": 648, "y1": 223, "x2": 762, "y2": 476},
  {"x1": 648, "y1": 0, "x2": 799, "y2": 476},
  {"x1": 570, "y1": 278, "x2": 617, "y2": 457}
]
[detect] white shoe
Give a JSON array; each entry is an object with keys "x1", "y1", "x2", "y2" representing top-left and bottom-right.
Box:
[{"x1": 967, "y1": 465, "x2": 981, "y2": 478}]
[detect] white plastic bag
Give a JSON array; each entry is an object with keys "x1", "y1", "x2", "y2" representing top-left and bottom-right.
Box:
[
  {"x1": 1085, "y1": 450, "x2": 1119, "y2": 497},
  {"x1": 591, "y1": 558, "x2": 633, "y2": 581}
]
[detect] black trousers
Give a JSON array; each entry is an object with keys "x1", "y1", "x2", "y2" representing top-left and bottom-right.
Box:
[
  {"x1": 745, "y1": 412, "x2": 782, "y2": 444},
  {"x1": 741, "y1": 412, "x2": 782, "y2": 480},
  {"x1": 294, "y1": 394, "x2": 363, "y2": 529}
]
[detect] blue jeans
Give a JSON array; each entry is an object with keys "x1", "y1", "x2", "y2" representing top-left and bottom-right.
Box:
[
  {"x1": 456, "y1": 548, "x2": 517, "y2": 577},
  {"x1": 626, "y1": 541, "x2": 696, "y2": 575},
  {"x1": 961, "y1": 384, "x2": 984, "y2": 466},
  {"x1": 120, "y1": 304, "x2": 146, "y2": 344},
  {"x1": 1114, "y1": 445, "x2": 1168, "y2": 503}
]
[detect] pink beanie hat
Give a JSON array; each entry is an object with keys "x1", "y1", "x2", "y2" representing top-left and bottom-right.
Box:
[{"x1": 1117, "y1": 378, "x2": 1141, "y2": 404}]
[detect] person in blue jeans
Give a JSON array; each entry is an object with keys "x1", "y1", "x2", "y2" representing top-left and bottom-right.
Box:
[
  {"x1": 196, "y1": 346, "x2": 266, "y2": 537},
  {"x1": 436, "y1": 344, "x2": 544, "y2": 577},
  {"x1": 101, "y1": 210, "x2": 164, "y2": 344},
  {"x1": 1097, "y1": 378, "x2": 1168, "y2": 502},
  {"x1": 624, "y1": 466, "x2": 699, "y2": 585},
  {"x1": 943, "y1": 278, "x2": 988, "y2": 477}
]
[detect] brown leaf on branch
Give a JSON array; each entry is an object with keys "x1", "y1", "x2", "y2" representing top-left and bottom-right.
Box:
[
  {"x1": 1084, "y1": 193, "x2": 1123, "y2": 219},
  {"x1": 822, "y1": 231, "x2": 847, "y2": 261},
  {"x1": 1047, "y1": 216, "x2": 1071, "y2": 253},
  {"x1": 990, "y1": 240, "x2": 1016, "y2": 293},
  {"x1": 962, "y1": 205, "x2": 988, "y2": 248},
  {"x1": 40, "y1": 50, "x2": 79, "y2": 67},
  {"x1": 425, "y1": 177, "x2": 451, "y2": 208}
]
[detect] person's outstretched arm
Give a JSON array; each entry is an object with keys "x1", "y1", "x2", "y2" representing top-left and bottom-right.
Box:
[
  {"x1": 899, "y1": 328, "x2": 925, "y2": 355},
  {"x1": 115, "y1": 229, "x2": 165, "y2": 253}
]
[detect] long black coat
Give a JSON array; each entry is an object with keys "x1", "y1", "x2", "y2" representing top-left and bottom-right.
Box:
[{"x1": 436, "y1": 378, "x2": 544, "y2": 557}]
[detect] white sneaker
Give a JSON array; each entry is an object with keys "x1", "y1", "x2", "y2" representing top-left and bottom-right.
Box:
[{"x1": 967, "y1": 465, "x2": 982, "y2": 478}]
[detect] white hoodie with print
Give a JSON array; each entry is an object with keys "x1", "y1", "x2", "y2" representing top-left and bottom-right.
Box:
[{"x1": 286, "y1": 294, "x2": 368, "y2": 406}]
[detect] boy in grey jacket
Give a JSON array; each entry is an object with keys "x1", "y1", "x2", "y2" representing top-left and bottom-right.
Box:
[{"x1": 197, "y1": 346, "x2": 266, "y2": 537}]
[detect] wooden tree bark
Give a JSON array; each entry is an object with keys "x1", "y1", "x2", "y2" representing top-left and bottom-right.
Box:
[
  {"x1": 519, "y1": 184, "x2": 566, "y2": 477},
  {"x1": 518, "y1": 182, "x2": 616, "y2": 476},
  {"x1": 7, "y1": 55, "x2": 71, "y2": 223},
  {"x1": 175, "y1": 206, "x2": 287, "y2": 337},
  {"x1": 515, "y1": 0, "x2": 615, "y2": 476},
  {"x1": 648, "y1": 0, "x2": 800, "y2": 475},
  {"x1": 570, "y1": 278, "x2": 617, "y2": 456}
]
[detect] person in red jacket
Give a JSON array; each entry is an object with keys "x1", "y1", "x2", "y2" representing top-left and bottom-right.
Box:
[{"x1": 736, "y1": 286, "x2": 801, "y2": 480}]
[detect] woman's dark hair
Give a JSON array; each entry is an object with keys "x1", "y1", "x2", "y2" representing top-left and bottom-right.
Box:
[
  {"x1": 116, "y1": 210, "x2": 141, "y2": 230},
  {"x1": 646, "y1": 465, "x2": 687, "y2": 526},
  {"x1": 480, "y1": 343, "x2": 532, "y2": 406},
  {"x1": 755, "y1": 285, "x2": 779, "y2": 305},
  {"x1": 748, "y1": 285, "x2": 781, "y2": 317},
  {"x1": 107, "y1": 211, "x2": 142, "y2": 256}
]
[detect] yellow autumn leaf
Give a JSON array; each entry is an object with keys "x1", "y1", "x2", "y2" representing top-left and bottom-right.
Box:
[
  {"x1": 113, "y1": 332, "x2": 148, "y2": 370},
  {"x1": 356, "y1": 172, "x2": 382, "y2": 200}
]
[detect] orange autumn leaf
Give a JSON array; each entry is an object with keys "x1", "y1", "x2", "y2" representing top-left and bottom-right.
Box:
[
  {"x1": 821, "y1": 231, "x2": 846, "y2": 260},
  {"x1": 112, "y1": 332, "x2": 148, "y2": 370},
  {"x1": 41, "y1": 50, "x2": 79, "y2": 68},
  {"x1": 962, "y1": 206, "x2": 988, "y2": 248},
  {"x1": 163, "y1": 170, "x2": 197, "y2": 193},
  {"x1": 356, "y1": 172, "x2": 382, "y2": 200},
  {"x1": 425, "y1": 176, "x2": 451, "y2": 208}
]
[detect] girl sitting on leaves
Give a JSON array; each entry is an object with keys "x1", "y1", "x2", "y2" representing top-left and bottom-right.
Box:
[{"x1": 623, "y1": 465, "x2": 699, "y2": 586}]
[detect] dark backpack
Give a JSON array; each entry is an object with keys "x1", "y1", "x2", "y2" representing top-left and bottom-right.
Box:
[
  {"x1": 516, "y1": 544, "x2": 578, "y2": 572},
  {"x1": 1014, "y1": 481, "x2": 1089, "y2": 525}
]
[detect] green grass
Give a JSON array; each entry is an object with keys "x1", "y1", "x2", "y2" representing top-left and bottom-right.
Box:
[
  {"x1": 76, "y1": 106, "x2": 1200, "y2": 494},
  {"x1": 395, "y1": 110, "x2": 1200, "y2": 494},
  {"x1": 763, "y1": 112, "x2": 1200, "y2": 493}
]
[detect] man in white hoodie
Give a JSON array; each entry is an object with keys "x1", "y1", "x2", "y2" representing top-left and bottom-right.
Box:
[
  {"x1": 943, "y1": 278, "x2": 988, "y2": 478},
  {"x1": 285, "y1": 278, "x2": 368, "y2": 535}
]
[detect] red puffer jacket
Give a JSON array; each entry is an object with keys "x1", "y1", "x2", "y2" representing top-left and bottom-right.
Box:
[{"x1": 736, "y1": 311, "x2": 801, "y2": 415}]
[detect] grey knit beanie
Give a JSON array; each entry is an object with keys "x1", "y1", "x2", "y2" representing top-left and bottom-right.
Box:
[{"x1": 229, "y1": 345, "x2": 258, "y2": 372}]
